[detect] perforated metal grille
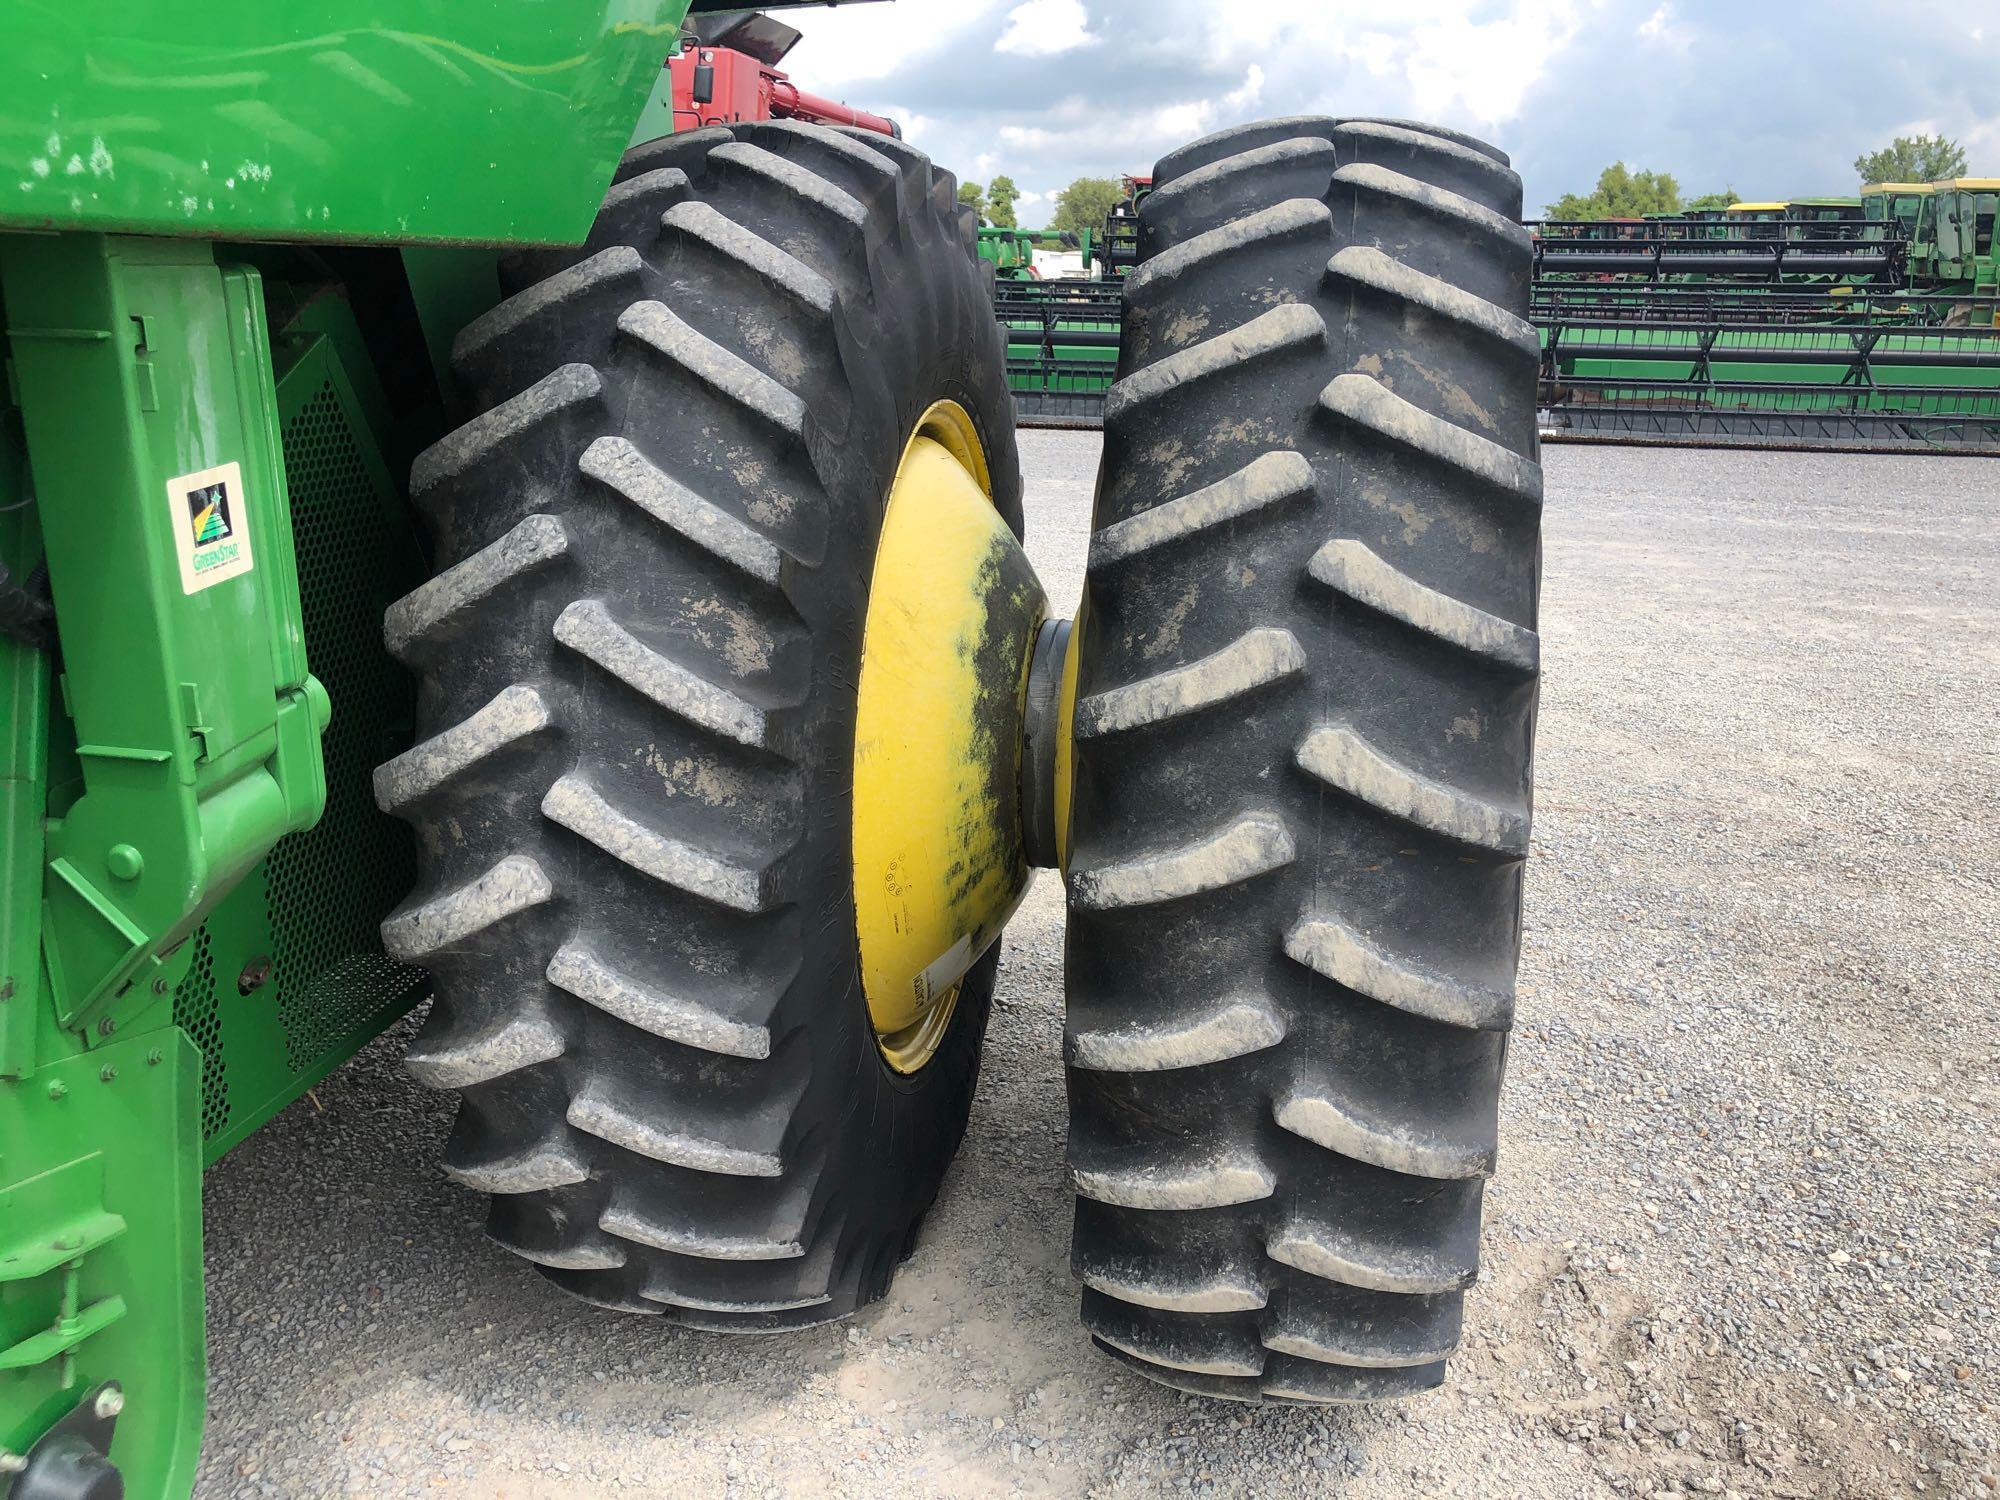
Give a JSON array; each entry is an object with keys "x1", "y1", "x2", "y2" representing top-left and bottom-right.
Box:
[
  {"x1": 174, "y1": 372, "x2": 427, "y2": 1143},
  {"x1": 172, "y1": 928, "x2": 230, "y2": 1138},
  {"x1": 266, "y1": 382, "x2": 427, "y2": 1070}
]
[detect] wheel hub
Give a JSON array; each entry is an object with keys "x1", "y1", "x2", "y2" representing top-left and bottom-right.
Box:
[{"x1": 851, "y1": 401, "x2": 1065, "y2": 1073}]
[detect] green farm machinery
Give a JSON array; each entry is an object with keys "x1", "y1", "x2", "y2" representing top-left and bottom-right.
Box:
[
  {"x1": 977, "y1": 223, "x2": 1128, "y2": 423},
  {"x1": 976, "y1": 226, "x2": 1040, "y2": 280},
  {"x1": 997, "y1": 175, "x2": 1147, "y2": 425},
  {"x1": 1531, "y1": 177, "x2": 2000, "y2": 448},
  {"x1": 2, "y1": 7, "x2": 1549, "y2": 1494},
  {"x1": 999, "y1": 170, "x2": 2000, "y2": 449}
]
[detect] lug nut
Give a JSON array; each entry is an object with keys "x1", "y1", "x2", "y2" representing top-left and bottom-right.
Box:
[{"x1": 94, "y1": 1386, "x2": 125, "y2": 1420}]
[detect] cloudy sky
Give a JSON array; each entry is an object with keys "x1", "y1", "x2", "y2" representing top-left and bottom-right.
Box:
[{"x1": 780, "y1": 0, "x2": 1999, "y2": 219}]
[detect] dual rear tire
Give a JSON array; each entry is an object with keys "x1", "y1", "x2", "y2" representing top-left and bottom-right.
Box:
[
  {"x1": 380, "y1": 116, "x2": 1542, "y2": 1397},
  {"x1": 1063, "y1": 116, "x2": 1542, "y2": 1401},
  {"x1": 376, "y1": 122, "x2": 1018, "y2": 1326}
]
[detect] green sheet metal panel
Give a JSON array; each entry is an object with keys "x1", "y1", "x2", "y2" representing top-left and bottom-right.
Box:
[
  {"x1": 1, "y1": 237, "x2": 331, "y2": 1034},
  {"x1": 0, "y1": 1, "x2": 693, "y2": 245},
  {"x1": 0, "y1": 271, "x2": 431, "y2": 1492},
  {"x1": 0, "y1": 1031, "x2": 205, "y2": 1500}
]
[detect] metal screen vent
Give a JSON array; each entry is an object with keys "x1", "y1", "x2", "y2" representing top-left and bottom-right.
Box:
[
  {"x1": 171, "y1": 928, "x2": 230, "y2": 1139},
  {"x1": 266, "y1": 381, "x2": 427, "y2": 1072}
]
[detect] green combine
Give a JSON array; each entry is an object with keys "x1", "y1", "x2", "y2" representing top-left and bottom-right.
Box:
[{"x1": 2, "y1": 9, "x2": 1549, "y2": 1495}]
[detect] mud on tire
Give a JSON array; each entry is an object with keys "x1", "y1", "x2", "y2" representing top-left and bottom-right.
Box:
[
  {"x1": 1063, "y1": 116, "x2": 1542, "y2": 1400},
  {"x1": 376, "y1": 122, "x2": 1019, "y2": 1327}
]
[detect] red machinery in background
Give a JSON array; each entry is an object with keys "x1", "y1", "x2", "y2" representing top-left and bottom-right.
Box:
[{"x1": 671, "y1": 10, "x2": 900, "y2": 137}]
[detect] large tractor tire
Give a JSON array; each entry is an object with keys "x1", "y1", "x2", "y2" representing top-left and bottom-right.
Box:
[
  {"x1": 1063, "y1": 117, "x2": 1542, "y2": 1400},
  {"x1": 375, "y1": 122, "x2": 1023, "y2": 1327}
]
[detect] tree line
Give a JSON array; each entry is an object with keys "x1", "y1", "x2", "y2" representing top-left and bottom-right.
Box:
[
  {"x1": 965, "y1": 132, "x2": 1973, "y2": 234},
  {"x1": 1543, "y1": 133, "x2": 1968, "y2": 220},
  {"x1": 957, "y1": 175, "x2": 1125, "y2": 234}
]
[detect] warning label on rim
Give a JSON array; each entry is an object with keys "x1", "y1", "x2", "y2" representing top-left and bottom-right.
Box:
[
  {"x1": 167, "y1": 460, "x2": 255, "y2": 594},
  {"x1": 913, "y1": 933, "x2": 974, "y2": 1006}
]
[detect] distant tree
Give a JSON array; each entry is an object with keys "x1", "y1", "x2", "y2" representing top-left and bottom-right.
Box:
[
  {"x1": 1854, "y1": 133, "x2": 1966, "y2": 185},
  {"x1": 1544, "y1": 162, "x2": 1682, "y2": 220},
  {"x1": 1051, "y1": 176, "x2": 1122, "y2": 235},
  {"x1": 957, "y1": 179, "x2": 987, "y2": 224},
  {"x1": 988, "y1": 174, "x2": 1021, "y2": 230},
  {"x1": 1685, "y1": 188, "x2": 1741, "y2": 212}
]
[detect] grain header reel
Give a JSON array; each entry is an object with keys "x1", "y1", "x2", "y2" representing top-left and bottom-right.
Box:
[{"x1": 1, "y1": 7, "x2": 1544, "y2": 1491}]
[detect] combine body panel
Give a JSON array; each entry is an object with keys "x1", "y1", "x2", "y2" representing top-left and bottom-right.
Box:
[{"x1": 0, "y1": 1, "x2": 683, "y2": 245}]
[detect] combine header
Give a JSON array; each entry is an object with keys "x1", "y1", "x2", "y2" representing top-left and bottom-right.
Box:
[
  {"x1": 1532, "y1": 181, "x2": 2000, "y2": 449},
  {"x1": 998, "y1": 170, "x2": 2000, "y2": 449},
  {"x1": 997, "y1": 177, "x2": 1147, "y2": 426}
]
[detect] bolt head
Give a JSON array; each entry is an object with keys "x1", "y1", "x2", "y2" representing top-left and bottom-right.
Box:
[
  {"x1": 98, "y1": 1064, "x2": 117, "y2": 1083},
  {"x1": 93, "y1": 1386, "x2": 125, "y2": 1420},
  {"x1": 47, "y1": 1080, "x2": 68, "y2": 1100}
]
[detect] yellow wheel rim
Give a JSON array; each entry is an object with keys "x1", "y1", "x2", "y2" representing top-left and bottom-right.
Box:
[{"x1": 852, "y1": 402, "x2": 1042, "y2": 1074}]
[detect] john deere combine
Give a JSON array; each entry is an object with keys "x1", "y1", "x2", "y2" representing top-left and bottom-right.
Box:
[{"x1": 1, "y1": 6, "x2": 1544, "y2": 1491}]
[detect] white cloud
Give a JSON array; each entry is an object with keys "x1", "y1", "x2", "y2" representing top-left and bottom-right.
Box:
[
  {"x1": 983, "y1": 63, "x2": 1267, "y2": 178},
  {"x1": 779, "y1": 0, "x2": 2000, "y2": 223},
  {"x1": 1637, "y1": 3, "x2": 1692, "y2": 54},
  {"x1": 780, "y1": 2, "x2": 1003, "y2": 85},
  {"x1": 1222, "y1": 64, "x2": 1266, "y2": 113},
  {"x1": 1399, "y1": 1, "x2": 1590, "y2": 125},
  {"x1": 995, "y1": 0, "x2": 1098, "y2": 58},
  {"x1": 898, "y1": 111, "x2": 938, "y2": 146}
]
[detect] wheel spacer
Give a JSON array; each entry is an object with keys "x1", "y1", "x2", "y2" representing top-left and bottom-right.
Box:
[{"x1": 1018, "y1": 616, "x2": 1073, "y2": 871}]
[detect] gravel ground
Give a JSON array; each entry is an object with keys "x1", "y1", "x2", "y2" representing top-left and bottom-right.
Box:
[{"x1": 196, "y1": 434, "x2": 1998, "y2": 1499}]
